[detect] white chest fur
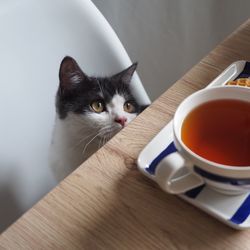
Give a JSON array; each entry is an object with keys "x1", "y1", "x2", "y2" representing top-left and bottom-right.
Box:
[{"x1": 50, "y1": 114, "x2": 99, "y2": 181}]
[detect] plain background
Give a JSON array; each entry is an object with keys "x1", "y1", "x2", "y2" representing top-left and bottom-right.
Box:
[{"x1": 92, "y1": 0, "x2": 250, "y2": 100}]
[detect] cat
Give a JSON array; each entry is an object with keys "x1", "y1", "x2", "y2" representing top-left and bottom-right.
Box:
[{"x1": 50, "y1": 56, "x2": 147, "y2": 182}]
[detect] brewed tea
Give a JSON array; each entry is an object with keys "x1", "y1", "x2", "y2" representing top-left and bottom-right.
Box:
[{"x1": 181, "y1": 99, "x2": 250, "y2": 166}]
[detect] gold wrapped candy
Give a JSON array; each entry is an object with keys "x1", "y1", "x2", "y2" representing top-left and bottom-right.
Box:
[{"x1": 226, "y1": 78, "x2": 250, "y2": 87}]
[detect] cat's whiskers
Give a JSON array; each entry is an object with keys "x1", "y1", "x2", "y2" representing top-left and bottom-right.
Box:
[
  {"x1": 99, "y1": 135, "x2": 106, "y2": 150},
  {"x1": 82, "y1": 130, "x2": 104, "y2": 157},
  {"x1": 74, "y1": 126, "x2": 104, "y2": 150},
  {"x1": 102, "y1": 136, "x2": 107, "y2": 148},
  {"x1": 102, "y1": 125, "x2": 119, "y2": 146},
  {"x1": 98, "y1": 137, "x2": 102, "y2": 150},
  {"x1": 106, "y1": 129, "x2": 114, "y2": 144},
  {"x1": 98, "y1": 132, "x2": 107, "y2": 150},
  {"x1": 81, "y1": 123, "x2": 118, "y2": 154},
  {"x1": 81, "y1": 124, "x2": 112, "y2": 150},
  {"x1": 73, "y1": 130, "x2": 99, "y2": 150},
  {"x1": 70, "y1": 116, "x2": 106, "y2": 150}
]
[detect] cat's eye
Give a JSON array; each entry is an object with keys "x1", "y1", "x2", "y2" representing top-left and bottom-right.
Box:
[
  {"x1": 124, "y1": 102, "x2": 135, "y2": 113},
  {"x1": 91, "y1": 101, "x2": 105, "y2": 113}
]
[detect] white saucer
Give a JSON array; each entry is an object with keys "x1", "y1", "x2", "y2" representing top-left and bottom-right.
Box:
[{"x1": 137, "y1": 60, "x2": 250, "y2": 230}]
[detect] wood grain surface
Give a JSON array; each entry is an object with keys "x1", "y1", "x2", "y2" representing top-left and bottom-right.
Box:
[{"x1": 1, "y1": 19, "x2": 250, "y2": 250}]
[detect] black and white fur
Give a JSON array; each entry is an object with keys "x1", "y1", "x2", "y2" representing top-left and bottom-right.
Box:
[{"x1": 50, "y1": 56, "x2": 146, "y2": 181}]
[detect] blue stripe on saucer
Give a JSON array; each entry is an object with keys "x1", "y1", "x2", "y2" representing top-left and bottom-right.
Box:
[
  {"x1": 235, "y1": 61, "x2": 250, "y2": 79},
  {"x1": 230, "y1": 194, "x2": 250, "y2": 224},
  {"x1": 145, "y1": 141, "x2": 177, "y2": 175},
  {"x1": 184, "y1": 185, "x2": 205, "y2": 199}
]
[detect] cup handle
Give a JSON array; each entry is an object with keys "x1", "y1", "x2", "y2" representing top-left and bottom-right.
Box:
[{"x1": 155, "y1": 152, "x2": 204, "y2": 194}]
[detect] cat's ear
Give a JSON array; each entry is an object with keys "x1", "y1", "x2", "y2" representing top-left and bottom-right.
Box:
[
  {"x1": 113, "y1": 62, "x2": 138, "y2": 84},
  {"x1": 59, "y1": 56, "x2": 88, "y2": 91}
]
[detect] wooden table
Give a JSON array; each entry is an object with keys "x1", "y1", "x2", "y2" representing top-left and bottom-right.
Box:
[{"x1": 1, "y1": 20, "x2": 250, "y2": 250}]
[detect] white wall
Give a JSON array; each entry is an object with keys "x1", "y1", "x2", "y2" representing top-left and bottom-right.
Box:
[{"x1": 93, "y1": 0, "x2": 250, "y2": 100}]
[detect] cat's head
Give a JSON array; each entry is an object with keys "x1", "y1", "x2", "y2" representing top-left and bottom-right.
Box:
[{"x1": 56, "y1": 56, "x2": 146, "y2": 139}]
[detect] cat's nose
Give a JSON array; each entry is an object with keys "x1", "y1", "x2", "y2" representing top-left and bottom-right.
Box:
[{"x1": 115, "y1": 117, "x2": 127, "y2": 127}]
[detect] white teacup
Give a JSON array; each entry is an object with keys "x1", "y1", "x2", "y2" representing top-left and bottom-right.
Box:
[{"x1": 155, "y1": 86, "x2": 250, "y2": 195}]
